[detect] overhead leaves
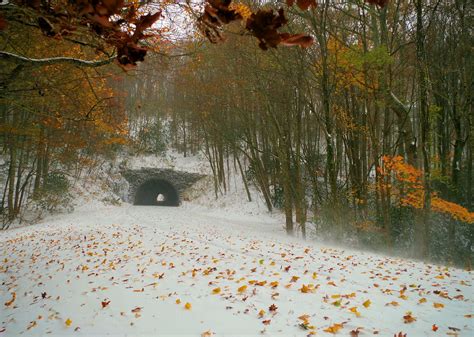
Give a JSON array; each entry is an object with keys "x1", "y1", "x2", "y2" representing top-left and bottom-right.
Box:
[
  {"x1": 9, "y1": 0, "x2": 162, "y2": 67},
  {"x1": 286, "y1": 0, "x2": 317, "y2": 11},
  {"x1": 365, "y1": 0, "x2": 390, "y2": 7},
  {"x1": 199, "y1": 1, "x2": 313, "y2": 50}
]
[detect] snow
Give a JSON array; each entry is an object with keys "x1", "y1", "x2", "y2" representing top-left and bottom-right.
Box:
[
  {"x1": 1, "y1": 152, "x2": 473, "y2": 336},
  {"x1": 1, "y1": 204, "x2": 472, "y2": 336}
]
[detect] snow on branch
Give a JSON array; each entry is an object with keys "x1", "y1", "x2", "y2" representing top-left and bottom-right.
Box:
[{"x1": 0, "y1": 51, "x2": 115, "y2": 68}]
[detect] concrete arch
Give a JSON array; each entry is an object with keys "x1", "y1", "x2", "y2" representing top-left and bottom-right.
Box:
[
  {"x1": 121, "y1": 168, "x2": 206, "y2": 205},
  {"x1": 134, "y1": 179, "x2": 180, "y2": 206}
]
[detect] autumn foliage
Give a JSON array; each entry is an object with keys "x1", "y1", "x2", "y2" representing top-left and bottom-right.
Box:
[
  {"x1": 199, "y1": 0, "x2": 314, "y2": 50},
  {"x1": 379, "y1": 156, "x2": 474, "y2": 224}
]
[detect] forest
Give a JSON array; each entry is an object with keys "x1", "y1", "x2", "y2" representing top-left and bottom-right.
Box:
[{"x1": 1, "y1": 0, "x2": 473, "y2": 265}]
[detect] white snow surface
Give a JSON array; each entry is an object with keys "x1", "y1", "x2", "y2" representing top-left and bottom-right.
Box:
[
  {"x1": 1, "y1": 204, "x2": 473, "y2": 337},
  {"x1": 1, "y1": 152, "x2": 473, "y2": 336}
]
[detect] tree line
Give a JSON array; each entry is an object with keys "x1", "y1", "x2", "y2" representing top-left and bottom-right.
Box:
[{"x1": 142, "y1": 0, "x2": 472, "y2": 264}]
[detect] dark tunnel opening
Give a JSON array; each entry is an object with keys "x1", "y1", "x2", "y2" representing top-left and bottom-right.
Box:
[{"x1": 134, "y1": 179, "x2": 180, "y2": 206}]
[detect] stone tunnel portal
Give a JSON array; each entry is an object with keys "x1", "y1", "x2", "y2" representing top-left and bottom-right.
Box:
[{"x1": 134, "y1": 179, "x2": 180, "y2": 206}]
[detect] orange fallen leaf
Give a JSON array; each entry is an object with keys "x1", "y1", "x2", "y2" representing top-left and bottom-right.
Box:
[
  {"x1": 433, "y1": 302, "x2": 444, "y2": 309},
  {"x1": 363, "y1": 299, "x2": 371, "y2": 308},
  {"x1": 403, "y1": 312, "x2": 416, "y2": 323},
  {"x1": 4, "y1": 292, "x2": 16, "y2": 307},
  {"x1": 386, "y1": 301, "x2": 400, "y2": 306},
  {"x1": 298, "y1": 314, "x2": 310, "y2": 321},
  {"x1": 262, "y1": 319, "x2": 271, "y2": 325},
  {"x1": 184, "y1": 302, "x2": 192, "y2": 310},
  {"x1": 258, "y1": 309, "x2": 265, "y2": 317},
  {"x1": 65, "y1": 318, "x2": 72, "y2": 327},
  {"x1": 212, "y1": 287, "x2": 221, "y2": 294},
  {"x1": 238, "y1": 285, "x2": 247, "y2": 293},
  {"x1": 432, "y1": 324, "x2": 439, "y2": 332},
  {"x1": 175, "y1": 299, "x2": 181, "y2": 304},
  {"x1": 349, "y1": 307, "x2": 361, "y2": 317},
  {"x1": 201, "y1": 330, "x2": 213, "y2": 337},
  {"x1": 300, "y1": 284, "x2": 316, "y2": 293},
  {"x1": 324, "y1": 323, "x2": 343, "y2": 333},
  {"x1": 270, "y1": 281, "x2": 279, "y2": 288},
  {"x1": 419, "y1": 297, "x2": 427, "y2": 304},
  {"x1": 291, "y1": 276, "x2": 300, "y2": 282}
]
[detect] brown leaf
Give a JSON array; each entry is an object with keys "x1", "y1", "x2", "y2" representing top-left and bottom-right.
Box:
[
  {"x1": 132, "y1": 11, "x2": 162, "y2": 41},
  {"x1": 269, "y1": 303, "x2": 278, "y2": 312},
  {"x1": 4, "y1": 292, "x2": 16, "y2": 307},
  {"x1": 365, "y1": 0, "x2": 389, "y2": 7},
  {"x1": 131, "y1": 307, "x2": 142, "y2": 313},
  {"x1": 280, "y1": 33, "x2": 313, "y2": 48},
  {"x1": 296, "y1": 0, "x2": 317, "y2": 11},
  {"x1": 0, "y1": 15, "x2": 8, "y2": 31}
]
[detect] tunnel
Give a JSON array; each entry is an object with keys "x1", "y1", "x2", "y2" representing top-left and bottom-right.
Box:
[{"x1": 134, "y1": 179, "x2": 180, "y2": 206}]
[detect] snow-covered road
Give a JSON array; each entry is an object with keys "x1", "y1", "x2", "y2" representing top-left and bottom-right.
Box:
[{"x1": 1, "y1": 205, "x2": 473, "y2": 336}]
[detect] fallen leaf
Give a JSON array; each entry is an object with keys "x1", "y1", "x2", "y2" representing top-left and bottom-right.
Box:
[
  {"x1": 101, "y1": 300, "x2": 111, "y2": 308},
  {"x1": 269, "y1": 303, "x2": 278, "y2": 312},
  {"x1": 212, "y1": 287, "x2": 221, "y2": 294},
  {"x1": 262, "y1": 319, "x2": 271, "y2": 325},
  {"x1": 363, "y1": 299, "x2": 371, "y2": 308},
  {"x1": 238, "y1": 285, "x2": 247, "y2": 293},
  {"x1": 350, "y1": 327, "x2": 363, "y2": 337},
  {"x1": 27, "y1": 321, "x2": 37, "y2": 330},
  {"x1": 184, "y1": 302, "x2": 192, "y2": 310},
  {"x1": 298, "y1": 314, "x2": 310, "y2": 321},
  {"x1": 201, "y1": 330, "x2": 213, "y2": 337},
  {"x1": 349, "y1": 307, "x2": 361, "y2": 317},
  {"x1": 65, "y1": 318, "x2": 72, "y2": 327},
  {"x1": 432, "y1": 324, "x2": 439, "y2": 332},
  {"x1": 324, "y1": 323, "x2": 343, "y2": 333},
  {"x1": 4, "y1": 292, "x2": 16, "y2": 307},
  {"x1": 403, "y1": 312, "x2": 416, "y2": 323},
  {"x1": 433, "y1": 302, "x2": 444, "y2": 309}
]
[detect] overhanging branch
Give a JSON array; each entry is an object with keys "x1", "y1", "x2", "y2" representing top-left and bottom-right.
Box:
[{"x1": 0, "y1": 51, "x2": 115, "y2": 68}]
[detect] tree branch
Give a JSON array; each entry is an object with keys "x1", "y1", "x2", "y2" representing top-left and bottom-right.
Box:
[{"x1": 0, "y1": 51, "x2": 115, "y2": 68}]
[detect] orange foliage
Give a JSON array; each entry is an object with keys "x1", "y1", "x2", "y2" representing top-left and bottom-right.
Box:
[{"x1": 380, "y1": 156, "x2": 474, "y2": 224}]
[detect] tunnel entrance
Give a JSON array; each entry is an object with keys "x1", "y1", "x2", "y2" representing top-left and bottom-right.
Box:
[{"x1": 134, "y1": 179, "x2": 180, "y2": 206}]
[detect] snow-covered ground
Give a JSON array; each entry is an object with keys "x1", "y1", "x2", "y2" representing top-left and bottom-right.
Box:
[
  {"x1": 1, "y1": 152, "x2": 473, "y2": 336},
  {"x1": 1, "y1": 203, "x2": 472, "y2": 336}
]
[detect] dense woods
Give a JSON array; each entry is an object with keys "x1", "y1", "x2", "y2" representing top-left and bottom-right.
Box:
[{"x1": 1, "y1": 0, "x2": 472, "y2": 264}]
